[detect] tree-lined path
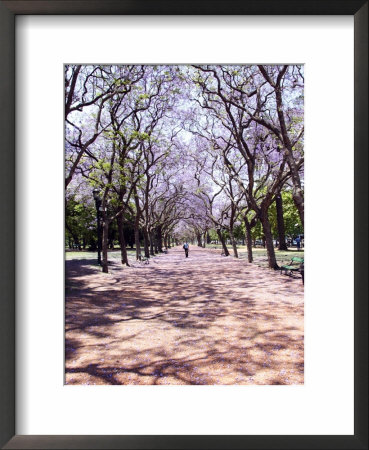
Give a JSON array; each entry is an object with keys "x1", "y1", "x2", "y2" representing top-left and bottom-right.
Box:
[{"x1": 65, "y1": 247, "x2": 303, "y2": 385}]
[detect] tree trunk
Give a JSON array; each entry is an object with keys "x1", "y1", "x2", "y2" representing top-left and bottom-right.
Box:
[
  {"x1": 117, "y1": 216, "x2": 129, "y2": 266},
  {"x1": 229, "y1": 229, "x2": 238, "y2": 258},
  {"x1": 108, "y1": 228, "x2": 115, "y2": 249},
  {"x1": 275, "y1": 194, "x2": 288, "y2": 250},
  {"x1": 292, "y1": 188, "x2": 304, "y2": 229},
  {"x1": 157, "y1": 225, "x2": 163, "y2": 252},
  {"x1": 72, "y1": 234, "x2": 81, "y2": 250},
  {"x1": 259, "y1": 68, "x2": 304, "y2": 229},
  {"x1": 260, "y1": 209, "x2": 279, "y2": 270},
  {"x1": 134, "y1": 219, "x2": 141, "y2": 260},
  {"x1": 216, "y1": 229, "x2": 229, "y2": 256},
  {"x1": 143, "y1": 227, "x2": 150, "y2": 258},
  {"x1": 274, "y1": 83, "x2": 304, "y2": 228},
  {"x1": 154, "y1": 228, "x2": 159, "y2": 254},
  {"x1": 149, "y1": 231, "x2": 155, "y2": 256},
  {"x1": 101, "y1": 219, "x2": 109, "y2": 273},
  {"x1": 244, "y1": 218, "x2": 253, "y2": 263}
]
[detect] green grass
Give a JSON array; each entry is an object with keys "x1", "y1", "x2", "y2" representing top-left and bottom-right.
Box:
[
  {"x1": 65, "y1": 249, "x2": 126, "y2": 261},
  {"x1": 238, "y1": 247, "x2": 304, "y2": 268},
  {"x1": 65, "y1": 247, "x2": 168, "y2": 263},
  {"x1": 65, "y1": 245, "x2": 304, "y2": 269},
  {"x1": 208, "y1": 244, "x2": 304, "y2": 268}
]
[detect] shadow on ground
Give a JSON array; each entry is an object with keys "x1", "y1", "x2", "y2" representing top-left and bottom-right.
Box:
[{"x1": 65, "y1": 247, "x2": 304, "y2": 385}]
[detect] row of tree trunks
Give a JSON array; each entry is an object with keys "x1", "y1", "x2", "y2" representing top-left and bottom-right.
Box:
[
  {"x1": 163, "y1": 234, "x2": 172, "y2": 249},
  {"x1": 100, "y1": 201, "x2": 287, "y2": 272},
  {"x1": 130, "y1": 221, "x2": 171, "y2": 261},
  {"x1": 241, "y1": 192, "x2": 288, "y2": 266}
]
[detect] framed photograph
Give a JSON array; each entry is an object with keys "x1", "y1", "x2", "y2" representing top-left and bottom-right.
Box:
[{"x1": 1, "y1": 1, "x2": 367, "y2": 449}]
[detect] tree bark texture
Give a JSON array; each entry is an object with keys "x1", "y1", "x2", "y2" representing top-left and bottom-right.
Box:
[
  {"x1": 275, "y1": 194, "x2": 288, "y2": 250},
  {"x1": 244, "y1": 218, "x2": 253, "y2": 263},
  {"x1": 143, "y1": 227, "x2": 150, "y2": 258},
  {"x1": 217, "y1": 229, "x2": 230, "y2": 256},
  {"x1": 157, "y1": 226, "x2": 163, "y2": 252},
  {"x1": 101, "y1": 219, "x2": 109, "y2": 273},
  {"x1": 149, "y1": 231, "x2": 155, "y2": 256},
  {"x1": 134, "y1": 219, "x2": 141, "y2": 260},
  {"x1": 260, "y1": 209, "x2": 279, "y2": 270},
  {"x1": 229, "y1": 229, "x2": 238, "y2": 258},
  {"x1": 117, "y1": 216, "x2": 129, "y2": 266}
]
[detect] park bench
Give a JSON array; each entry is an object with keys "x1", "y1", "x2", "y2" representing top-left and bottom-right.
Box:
[{"x1": 280, "y1": 257, "x2": 304, "y2": 282}]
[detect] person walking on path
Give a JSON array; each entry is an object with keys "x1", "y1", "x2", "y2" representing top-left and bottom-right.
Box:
[
  {"x1": 296, "y1": 236, "x2": 301, "y2": 251},
  {"x1": 183, "y1": 242, "x2": 189, "y2": 258}
]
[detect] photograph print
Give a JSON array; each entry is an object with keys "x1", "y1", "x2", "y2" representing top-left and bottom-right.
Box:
[{"x1": 65, "y1": 64, "x2": 304, "y2": 385}]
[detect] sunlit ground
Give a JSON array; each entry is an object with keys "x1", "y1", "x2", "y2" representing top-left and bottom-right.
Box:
[{"x1": 65, "y1": 246, "x2": 304, "y2": 385}]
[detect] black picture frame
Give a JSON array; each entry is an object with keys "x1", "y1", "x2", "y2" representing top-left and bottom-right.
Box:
[{"x1": 0, "y1": 1, "x2": 367, "y2": 449}]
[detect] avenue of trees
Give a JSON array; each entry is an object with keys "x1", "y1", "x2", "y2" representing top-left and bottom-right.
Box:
[{"x1": 65, "y1": 64, "x2": 304, "y2": 272}]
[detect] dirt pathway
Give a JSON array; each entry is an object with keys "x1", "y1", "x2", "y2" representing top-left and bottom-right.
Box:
[{"x1": 65, "y1": 246, "x2": 304, "y2": 385}]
